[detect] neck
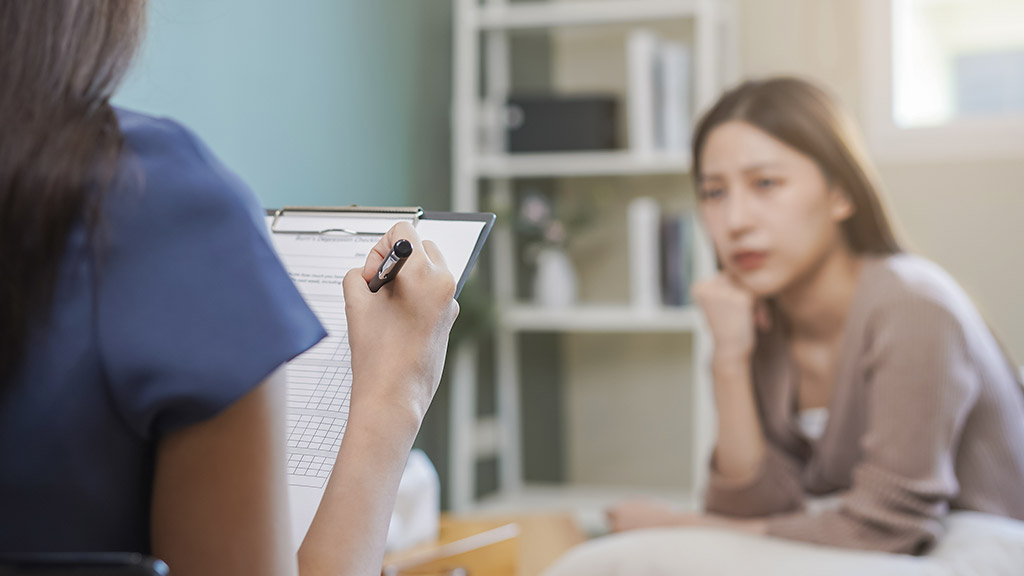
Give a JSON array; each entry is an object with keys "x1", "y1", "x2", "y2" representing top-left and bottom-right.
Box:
[{"x1": 776, "y1": 244, "x2": 865, "y2": 342}]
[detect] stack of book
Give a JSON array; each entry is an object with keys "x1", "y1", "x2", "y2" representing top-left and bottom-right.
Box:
[
  {"x1": 627, "y1": 29, "x2": 693, "y2": 156},
  {"x1": 628, "y1": 197, "x2": 696, "y2": 309}
]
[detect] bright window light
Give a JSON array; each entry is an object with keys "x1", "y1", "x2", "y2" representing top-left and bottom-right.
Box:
[{"x1": 892, "y1": 0, "x2": 1024, "y2": 128}]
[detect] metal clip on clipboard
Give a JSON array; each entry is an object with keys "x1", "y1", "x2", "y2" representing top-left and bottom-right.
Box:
[{"x1": 269, "y1": 205, "x2": 424, "y2": 236}]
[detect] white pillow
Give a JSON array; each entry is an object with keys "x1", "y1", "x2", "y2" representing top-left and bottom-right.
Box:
[{"x1": 542, "y1": 512, "x2": 1024, "y2": 576}]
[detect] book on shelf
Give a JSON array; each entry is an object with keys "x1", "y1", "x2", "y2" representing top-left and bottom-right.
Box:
[
  {"x1": 627, "y1": 29, "x2": 658, "y2": 156},
  {"x1": 659, "y1": 41, "x2": 692, "y2": 152},
  {"x1": 629, "y1": 199, "x2": 697, "y2": 310},
  {"x1": 627, "y1": 196, "x2": 662, "y2": 309},
  {"x1": 660, "y1": 211, "x2": 696, "y2": 307},
  {"x1": 627, "y1": 28, "x2": 693, "y2": 156}
]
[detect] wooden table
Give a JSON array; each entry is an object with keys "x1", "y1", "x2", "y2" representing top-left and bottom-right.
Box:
[{"x1": 382, "y1": 513, "x2": 585, "y2": 576}]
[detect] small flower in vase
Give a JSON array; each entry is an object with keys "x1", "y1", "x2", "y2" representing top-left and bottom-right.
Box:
[{"x1": 518, "y1": 193, "x2": 578, "y2": 308}]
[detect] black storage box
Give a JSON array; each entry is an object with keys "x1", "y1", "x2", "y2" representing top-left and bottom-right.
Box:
[{"x1": 505, "y1": 95, "x2": 618, "y2": 153}]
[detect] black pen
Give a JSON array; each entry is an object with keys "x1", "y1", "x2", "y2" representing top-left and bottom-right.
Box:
[{"x1": 368, "y1": 239, "x2": 413, "y2": 293}]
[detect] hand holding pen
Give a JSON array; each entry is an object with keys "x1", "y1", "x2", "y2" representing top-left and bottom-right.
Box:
[
  {"x1": 342, "y1": 221, "x2": 460, "y2": 422},
  {"x1": 368, "y1": 239, "x2": 413, "y2": 292}
]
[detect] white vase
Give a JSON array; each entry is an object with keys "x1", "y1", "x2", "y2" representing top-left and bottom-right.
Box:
[{"x1": 533, "y1": 246, "x2": 578, "y2": 308}]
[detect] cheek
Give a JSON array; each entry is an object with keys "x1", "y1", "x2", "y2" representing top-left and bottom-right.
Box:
[
  {"x1": 698, "y1": 208, "x2": 731, "y2": 260},
  {"x1": 770, "y1": 191, "x2": 841, "y2": 263}
]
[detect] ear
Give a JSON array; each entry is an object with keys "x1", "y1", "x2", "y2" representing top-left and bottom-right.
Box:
[{"x1": 828, "y1": 185, "x2": 855, "y2": 222}]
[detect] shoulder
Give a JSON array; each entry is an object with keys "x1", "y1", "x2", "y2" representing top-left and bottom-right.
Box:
[
  {"x1": 861, "y1": 254, "x2": 975, "y2": 323},
  {"x1": 855, "y1": 254, "x2": 988, "y2": 365},
  {"x1": 109, "y1": 108, "x2": 265, "y2": 233},
  {"x1": 95, "y1": 113, "x2": 324, "y2": 438}
]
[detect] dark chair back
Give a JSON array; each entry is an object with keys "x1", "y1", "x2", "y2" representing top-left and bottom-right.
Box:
[{"x1": 0, "y1": 554, "x2": 168, "y2": 576}]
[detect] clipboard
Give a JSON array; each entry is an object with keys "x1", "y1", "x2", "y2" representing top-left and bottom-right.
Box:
[
  {"x1": 266, "y1": 206, "x2": 494, "y2": 298},
  {"x1": 262, "y1": 205, "x2": 494, "y2": 550}
]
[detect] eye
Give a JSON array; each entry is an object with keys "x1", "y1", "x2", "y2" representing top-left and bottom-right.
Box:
[
  {"x1": 754, "y1": 177, "x2": 779, "y2": 190},
  {"x1": 698, "y1": 186, "x2": 725, "y2": 202}
]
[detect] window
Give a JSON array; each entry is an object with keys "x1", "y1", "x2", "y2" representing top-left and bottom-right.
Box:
[{"x1": 863, "y1": 0, "x2": 1024, "y2": 161}]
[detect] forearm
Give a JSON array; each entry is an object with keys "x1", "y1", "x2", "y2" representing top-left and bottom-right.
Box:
[
  {"x1": 765, "y1": 506, "x2": 939, "y2": 554},
  {"x1": 294, "y1": 223, "x2": 456, "y2": 575},
  {"x1": 298, "y1": 400, "x2": 421, "y2": 576},
  {"x1": 711, "y1": 356, "x2": 766, "y2": 483}
]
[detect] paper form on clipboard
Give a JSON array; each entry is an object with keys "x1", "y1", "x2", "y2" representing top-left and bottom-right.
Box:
[{"x1": 264, "y1": 206, "x2": 493, "y2": 548}]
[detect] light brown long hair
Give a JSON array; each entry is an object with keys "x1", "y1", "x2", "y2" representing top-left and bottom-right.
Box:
[
  {"x1": 693, "y1": 77, "x2": 1023, "y2": 383},
  {"x1": 0, "y1": 0, "x2": 147, "y2": 386},
  {"x1": 692, "y1": 76, "x2": 902, "y2": 256}
]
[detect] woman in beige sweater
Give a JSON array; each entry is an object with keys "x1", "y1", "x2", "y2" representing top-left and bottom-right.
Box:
[{"x1": 606, "y1": 77, "x2": 1024, "y2": 555}]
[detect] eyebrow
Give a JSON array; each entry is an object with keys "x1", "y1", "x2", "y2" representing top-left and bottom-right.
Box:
[{"x1": 700, "y1": 162, "x2": 783, "y2": 181}]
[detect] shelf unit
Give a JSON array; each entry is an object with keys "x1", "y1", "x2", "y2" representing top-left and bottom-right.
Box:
[
  {"x1": 475, "y1": 0, "x2": 701, "y2": 30},
  {"x1": 475, "y1": 150, "x2": 692, "y2": 178},
  {"x1": 449, "y1": 0, "x2": 739, "y2": 519},
  {"x1": 503, "y1": 305, "x2": 702, "y2": 333}
]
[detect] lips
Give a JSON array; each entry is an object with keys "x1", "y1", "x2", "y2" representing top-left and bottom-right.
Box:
[{"x1": 732, "y1": 250, "x2": 768, "y2": 271}]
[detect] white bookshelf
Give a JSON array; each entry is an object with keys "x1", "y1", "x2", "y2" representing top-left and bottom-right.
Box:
[
  {"x1": 503, "y1": 304, "x2": 701, "y2": 332},
  {"x1": 476, "y1": 0, "x2": 700, "y2": 30},
  {"x1": 449, "y1": 0, "x2": 739, "y2": 520},
  {"x1": 475, "y1": 150, "x2": 692, "y2": 178}
]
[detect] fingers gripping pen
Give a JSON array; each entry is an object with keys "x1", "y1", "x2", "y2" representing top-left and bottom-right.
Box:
[{"x1": 368, "y1": 239, "x2": 413, "y2": 293}]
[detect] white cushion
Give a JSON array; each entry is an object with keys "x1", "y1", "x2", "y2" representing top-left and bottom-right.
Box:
[{"x1": 541, "y1": 512, "x2": 1024, "y2": 576}]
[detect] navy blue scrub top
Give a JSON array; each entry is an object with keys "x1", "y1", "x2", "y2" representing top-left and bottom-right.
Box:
[{"x1": 0, "y1": 109, "x2": 326, "y2": 553}]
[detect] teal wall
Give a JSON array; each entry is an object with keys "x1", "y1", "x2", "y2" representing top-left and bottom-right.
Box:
[{"x1": 115, "y1": 0, "x2": 452, "y2": 210}]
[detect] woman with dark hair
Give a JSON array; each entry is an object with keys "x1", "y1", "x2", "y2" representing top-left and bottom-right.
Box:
[
  {"x1": 604, "y1": 77, "x2": 1024, "y2": 555},
  {"x1": 0, "y1": 2, "x2": 458, "y2": 575}
]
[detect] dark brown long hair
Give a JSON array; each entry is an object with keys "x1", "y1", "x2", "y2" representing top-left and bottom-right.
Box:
[
  {"x1": 0, "y1": 0, "x2": 146, "y2": 385},
  {"x1": 692, "y1": 76, "x2": 902, "y2": 256}
]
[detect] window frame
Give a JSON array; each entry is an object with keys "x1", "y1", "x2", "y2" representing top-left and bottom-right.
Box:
[{"x1": 861, "y1": 0, "x2": 1024, "y2": 163}]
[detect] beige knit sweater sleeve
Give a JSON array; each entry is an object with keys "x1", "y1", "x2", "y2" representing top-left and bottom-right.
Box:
[
  {"x1": 706, "y1": 294, "x2": 979, "y2": 554},
  {"x1": 704, "y1": 443, "x2": 806, "y2": 517}
]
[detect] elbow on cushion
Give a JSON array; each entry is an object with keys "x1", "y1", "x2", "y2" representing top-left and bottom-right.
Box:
[
  {"x1": 765, "y1": 504, "x2": 946, "y2": 555},
  {"x1": 705, "y1": 489, "x2": 804, "y2": 518},
  {"x1": 847, "y1": 512, "x2": 943, "y2": 555}
]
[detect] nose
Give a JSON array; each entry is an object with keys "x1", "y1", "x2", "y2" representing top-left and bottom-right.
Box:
[{"x1": 724, "y1": 189, "x2": 755, "y2": 238}]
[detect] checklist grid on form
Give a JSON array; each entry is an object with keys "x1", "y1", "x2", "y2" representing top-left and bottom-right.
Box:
[{"x1": 285, "y1": 296, "x2": 353, "y2": 489}]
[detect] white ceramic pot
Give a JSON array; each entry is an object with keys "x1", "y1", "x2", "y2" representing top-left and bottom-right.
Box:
[{"x1": 533, "y1": 246, "x2": 578, "y2": 308}]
